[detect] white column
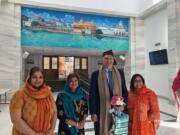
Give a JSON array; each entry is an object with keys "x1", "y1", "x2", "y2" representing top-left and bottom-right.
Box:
[
  {"x1": 125, "y1": 17, "x2": 145, "y2": 87},
  {"x1": 167, "y1": 0, "x2": 180, "y2": 99},
  {"x1": 0, "y1": 1, "x2": 22, "y2": 92}
]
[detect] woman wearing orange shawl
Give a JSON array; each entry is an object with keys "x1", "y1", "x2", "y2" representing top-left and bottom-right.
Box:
[
  {"x1": 9, "y1": 67, "x2": 57, "y2": 135},
  {"x1": 172, "y1": 70, "x2": 180, "y2": 123},
  {"x1": 128, "y1": 74, "x2": 160, "y2": 135}
]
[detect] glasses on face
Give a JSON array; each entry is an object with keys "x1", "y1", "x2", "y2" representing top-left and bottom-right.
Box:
[{"x1": 134, "y1": 79, "x2": 143, "y2": 83}]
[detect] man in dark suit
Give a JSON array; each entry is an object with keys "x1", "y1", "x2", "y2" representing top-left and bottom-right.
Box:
[{"x1": 89, "y1": 50, "x2": 128, "y2": 135}]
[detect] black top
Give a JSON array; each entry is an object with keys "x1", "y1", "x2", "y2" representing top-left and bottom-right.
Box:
[{"x1": 56, "y1": 96, "x2": 88, "y2": 135}]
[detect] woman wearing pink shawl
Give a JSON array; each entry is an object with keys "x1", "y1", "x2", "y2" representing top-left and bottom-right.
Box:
[{"x1": 172, "y1": 70, "x2": 180, "y2": 123}]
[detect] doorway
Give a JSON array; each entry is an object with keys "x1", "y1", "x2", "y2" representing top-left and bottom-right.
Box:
[
  {"x1": 58, "y1": 57, "x2": 74, "y2": 79},
  {"x1": 74, "y1": 57, "x2": 88, "y2": 80},
  {"x1": 43, "y1": 56, "x2": 88, "y2": 80},
  {"x1": 43, "y1": 56, "x2": 58, "y2": 80}
]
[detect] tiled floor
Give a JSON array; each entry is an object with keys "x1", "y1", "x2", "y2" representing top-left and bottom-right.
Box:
[{"x1": 0, "y1": 93, "x2": 180, "y2": 135}]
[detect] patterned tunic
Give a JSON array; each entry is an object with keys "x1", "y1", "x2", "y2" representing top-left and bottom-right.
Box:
[
  {"x1": 111, "y1": 110, "x2": 129, "y2": 135},
  {"x1": 9, "y1": 87, "x2": 55, "y2": 135},
  {"x1": 56, "y1": 96, "x2": 88, "y2": 135}
]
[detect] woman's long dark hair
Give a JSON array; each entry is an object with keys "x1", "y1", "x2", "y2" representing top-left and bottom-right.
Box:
[
  {"x1": 27, "y1": 66, "x2": 45, "y2": 84},
  {"x1": 67, "y1": 72, "x2": 80, "y2": 84},
  {"x1": 130, "y1": 73, "x2": 145, "y2": 91}
]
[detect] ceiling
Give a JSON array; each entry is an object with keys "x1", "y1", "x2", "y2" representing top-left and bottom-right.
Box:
[
  {"x1": 10, "y1": 0, "x2": 163, "y2": 17},
  {"x1": 22, "y1": 46, "x2": 126, "y2": 56}
]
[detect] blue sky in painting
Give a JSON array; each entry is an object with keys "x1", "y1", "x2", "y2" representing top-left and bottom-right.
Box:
[{"x1": 22, "y1": 7, "x2": 129, "y2": 29}]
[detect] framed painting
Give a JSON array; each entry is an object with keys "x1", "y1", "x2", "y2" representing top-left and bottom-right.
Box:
[{"x1": 21, "y1": 7, "x2": 129, "y2": 51}]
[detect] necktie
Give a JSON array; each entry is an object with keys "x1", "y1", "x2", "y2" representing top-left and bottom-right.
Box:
[{"x1": 108, "y1": 70, "x2": 113, "y2": 92}]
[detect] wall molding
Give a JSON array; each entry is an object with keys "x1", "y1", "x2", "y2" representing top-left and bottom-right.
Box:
[
  {"x1": 139, "y1": 0, "x2": 167, "y2": 19},
  {"x1": 9, "y1": 0, "x2": 168, "y2": 19},
  {"x1": 8, "y1": 0, "x2": 138, "y2": 17}
]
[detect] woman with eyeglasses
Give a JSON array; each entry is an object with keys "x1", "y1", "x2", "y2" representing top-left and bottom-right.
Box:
[{"x1": 127, "y1": 74, "x2": 160, "y2": 135}]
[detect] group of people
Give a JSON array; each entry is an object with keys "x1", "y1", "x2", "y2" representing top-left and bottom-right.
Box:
[
  {"x1": 10, "y1": 49, "x2": 180, "y2": 135},
  {"x1": 89, "y1": 50, "x2": 160, "y2": 135},
  {"x1": 9, "y1": 67, "x2": 87, "y2": 135}
]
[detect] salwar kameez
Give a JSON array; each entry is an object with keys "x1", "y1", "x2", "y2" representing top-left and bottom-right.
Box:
[
  {"x1": 128, "y1": 87, "x2": 160, "y2": 135},
  {"x1": 56, "y1": 85, "x2": 88, "y2": 135}
]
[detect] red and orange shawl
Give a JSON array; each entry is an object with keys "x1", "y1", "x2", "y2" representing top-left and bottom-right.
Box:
[
  {"x1": 172, "y1": 70, "x2": 180, "y2": 99},
  {"x1": 25, "y1": 83, "x2": 55, "y2": 132},
  {"x1": 10, "y1": 82, "x2": 55, "y2": 135},
  {"x1": 128, "y1": 86, "x2": 160, "y2": 135}
]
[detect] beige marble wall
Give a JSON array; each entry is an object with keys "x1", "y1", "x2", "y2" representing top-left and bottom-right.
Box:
[
  {"x1": 0, "y1": 1, "x2": 22, "y2": 91},
  {"x1": 167, "y1": 0, "x2": 180, "y2": 95},
  {"x1": 125, "y1": 17, "x2": 145, "y2": 87}
]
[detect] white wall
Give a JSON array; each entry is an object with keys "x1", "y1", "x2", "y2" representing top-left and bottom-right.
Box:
[
  {"x1": 144, "y1": 7, "x2": 169, "y2": 97},
  {"x1": 0, "y1": 2, "x2": 21, "y2": 91},
  {"x1": 153, "y1": 0, "x2": 162, "y2": 4},
  {"x1": 88, "y1": 56, "x2": 102, "y2": 78},
  {"x1": 12, "y1": 0, "x2": 141, "y2": 15},
  {"x1": 139, "y1": 0, "x2": 153, "y2": 12},
  {"x1": 32, "y1": 0, "x2": 140, "y2": 14},
  {"x1": 24, "y1": 54, "x2": 42, "y2": 81},
  {"x1": 13, "y1": 0, "x2": 164, "y2": 15},
  {"x1": 25, "y1": 54, "x2": 42, "y2": 70},
  {"x1": 88, "y1": 55, "x2": 126, "y2": 79},
  {"x1": 138, "y1": 0, "x2": 164, "y2": 12}
]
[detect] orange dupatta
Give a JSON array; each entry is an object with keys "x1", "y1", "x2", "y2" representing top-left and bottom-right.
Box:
[
  {"x1": 128, "y1": 86, "x2": 160, "y2": 135},
  {"x1": 25, "y1": 83, "x2": 55, "y2": 132}
]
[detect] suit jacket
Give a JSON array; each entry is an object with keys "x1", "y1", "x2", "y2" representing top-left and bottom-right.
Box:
[{"x1": 89, "y1": 69, "x2": 128, "y2": 118}]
